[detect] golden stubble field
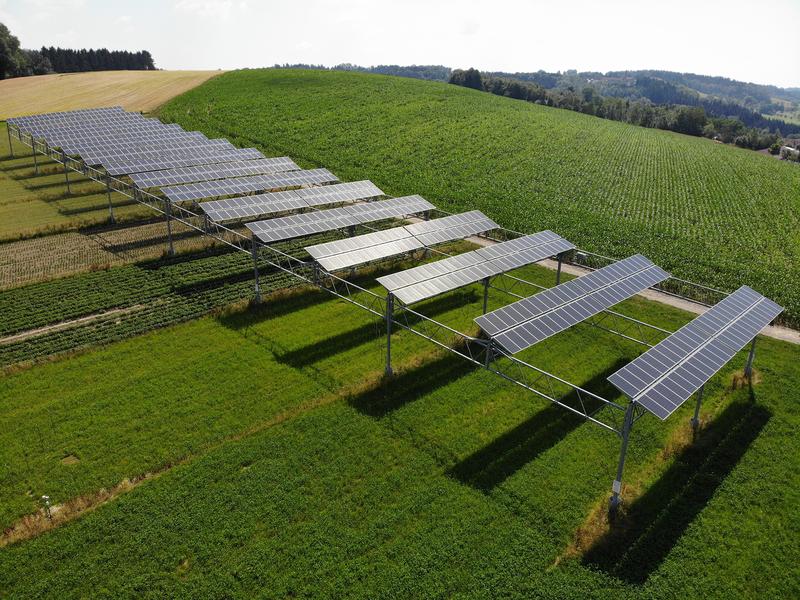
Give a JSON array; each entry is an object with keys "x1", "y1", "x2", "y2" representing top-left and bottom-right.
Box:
[{"x1": 0, "y1": 70, "x2": 222, "y2": 118}]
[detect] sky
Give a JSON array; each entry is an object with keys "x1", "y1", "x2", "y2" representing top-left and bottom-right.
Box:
[{"x1": 1, "y1": 0, "x2": 798, "y2": 88}]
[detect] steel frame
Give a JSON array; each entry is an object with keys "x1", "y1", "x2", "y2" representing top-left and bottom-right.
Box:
[{"x1": 7, "y1": 121, "x2": 749, "y2": 514}]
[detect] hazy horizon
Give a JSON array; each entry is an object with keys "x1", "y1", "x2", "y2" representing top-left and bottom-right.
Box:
[{"x1": 1, "y1": 0, "x2": 798, "y2": 89}]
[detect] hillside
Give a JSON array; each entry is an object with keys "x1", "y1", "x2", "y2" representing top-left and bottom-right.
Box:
[
  {"x1": 0, "y1": 70, "x2": 221, "y2": 118},
  {"x1": 160, "y1": 69, "x2": 800, "y2": 323}
]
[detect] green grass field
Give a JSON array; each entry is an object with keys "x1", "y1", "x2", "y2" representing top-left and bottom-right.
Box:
[
  {"x1": 1, "y1": 275, "x2": 798, "y2": 597},
  {"x1": 160, "y1": 69, "x2": 800, "y2": 325}
]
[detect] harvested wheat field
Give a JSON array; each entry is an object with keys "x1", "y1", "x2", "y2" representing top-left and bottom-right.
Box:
[{"x1": 0, "y1": 70, "x2": 222, "y2": 118}]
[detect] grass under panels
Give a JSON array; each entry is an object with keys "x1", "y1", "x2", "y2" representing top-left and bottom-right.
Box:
[{"x1": 1, "y1": 267, "x2": 798, "y2": 597}]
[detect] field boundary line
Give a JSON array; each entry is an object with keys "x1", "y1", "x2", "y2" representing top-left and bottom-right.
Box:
[{"x1": 0, "y1": 304, "x2": 148, "y2": 345}]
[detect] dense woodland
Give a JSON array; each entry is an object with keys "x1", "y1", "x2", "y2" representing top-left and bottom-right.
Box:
[{"x1": 0, "y1": 22, "x2": 155, "y2": 79}]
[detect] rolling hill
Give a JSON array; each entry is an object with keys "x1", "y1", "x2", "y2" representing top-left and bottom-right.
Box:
[{"x1": 160, "y1": 69, "x2": 800, "y2": 324}]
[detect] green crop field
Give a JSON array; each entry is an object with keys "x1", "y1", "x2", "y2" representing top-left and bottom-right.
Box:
[{"x1": 160, "y1": 69, "x2": 800, "y2": 325}]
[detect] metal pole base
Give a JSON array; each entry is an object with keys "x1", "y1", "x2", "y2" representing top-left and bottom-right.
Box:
[{"x1": 609, "y1": 481, "x2": 622, "y2": 520}]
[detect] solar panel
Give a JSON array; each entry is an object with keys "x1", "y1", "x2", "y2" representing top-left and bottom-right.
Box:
[
  {"x1": 377, "y1": 231, "x2": 575, "y2": 304},
  {"x1": 199, "y1": 181, "x2": 384, "y2": 222},
  {"x1": 475, "y1": 254, "x2": 669, "y2": 353},
  {"x1": 404, "y1": 210, "x2": 499, "y2": 246},
  {"x1": 47, "y1": 131, "x2": 210, "y2": 155},
  {"x1": 297, "y1": 180, "x2": 385, "y2": 207},
  {"x1": 202, "y1": 191, "x2": 309, "y2": 222},
  {"x1": 306, "y1": 210, "x2": 505, "y2": 273},
  {"x1": 27, "y1": 120, "x2": 173, "y2": 134},
  {"x1": 103, "y1": 148, "x2": 266, "y2": 176},
  {"x1": 69, "y1": 135, "x2": 224, "y2": 157},
  {"x1": 307, "y1": 228, "x2": 424, "y2": 271},
  {"x1": 9, "y1": 107, "x2": 127, "y2": 126},
  {"x1": 160, "y1": 169, "x2": 339, "y2": 202},
  {"x1": 129, "y1": 157, "x2": 302, "y2": 188},
  {"x1": 608, "y1": 286, "x2": 782, "y2": 420},
  {"x1": 247, "y1": 195, "x2": 435, "y2": 243},
  {"x1": 79, "y1": 142, "x2": 234, "y2": 165}
]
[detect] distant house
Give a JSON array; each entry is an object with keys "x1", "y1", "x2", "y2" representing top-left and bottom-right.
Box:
[{"x1": 780, "y1": 146, "x2": 800, "y2": 160}]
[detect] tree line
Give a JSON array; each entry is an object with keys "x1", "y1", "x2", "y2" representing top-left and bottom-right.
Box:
[
  {"x1": 40, "y1": 47, "x2": 155, "y2": 73},
  {"x1": 0, "y1": 22, "x2": 155, "y2": 80},
  {"x1": 273, "y1": 63, "x2": 451, "y2": 81},
  {"x1": 449, "y1": 69, "x2": 793, "y2": 150}
]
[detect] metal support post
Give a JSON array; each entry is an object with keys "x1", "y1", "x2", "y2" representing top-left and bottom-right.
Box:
[
  {"x1": 609, "y1": 402, "x2": 636, "y2": 518},
  {"x1": 313, "y1": 262, "x2": 321, "y2": 286},
  {"x1": 690, "y1": 384, "x2": 704, "y2": 433},
  {"x1": 484, "y1": 340, "x2": 494, "y2": 367},
  {"x1": 105, "y1": 174, "x2": 116, "y2": 223},
  {"x1": 482, "y1": 277, "x2": 490, "y2": 314},
  {"x1": 251, "y1": 239, "x2": 262, "y2": 303},
  {"x1": 556, "y1": 252, "x2": 564, "y2": 285},
  {"x1": 6, "y1": 125, "x2": 13, "y2": 158},
  {"x1": 32, "y1": 140, "x2": 39, "y2": 175},
  {"x1": 62, "y1": 151, "x2": 71, "y2": 194},
  {"x1": 385, "y1": 293, "x2": 394, "y2": 377},
  {"x1": 165, "y1": 199, "x2": 174, "y2": 256},
  {"x1": 744, "y1": 337, "x2": 757, "y2": 380}
]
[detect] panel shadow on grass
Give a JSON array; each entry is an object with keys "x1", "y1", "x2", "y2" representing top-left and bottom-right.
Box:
[
  {"x1": 447, "y1": 359, "x2": 627, "y2": 493},
  {"x1": 582, "y1": 399, "x2": 771, "y2": 585},
  {"x1": 278, "y1": 290, "x2": 478, "y2": 369},
  {"x1": 348, "y1": 351, "x2": 477, "y2": 418}
]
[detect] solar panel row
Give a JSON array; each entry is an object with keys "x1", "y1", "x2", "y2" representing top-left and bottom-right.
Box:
[
  {"x1": 305, "y1": 211, "x2": 503, "y2": 273},
  {"x1": 475, "y1": 254, "x2": 669, "y2": 353},
  {"x1": 104, "y1": 148, "x2": 266, "y2": 176},
  {"x1": 69, "y1": 134, "x2": 225, "y2": 157},
  {"x1": 608, "y1": 286, "x2": 782, "y2": 419},
  {"x1": 376, "y1": 231, "x2": 574, "y2": 304},
  {"x1": 200, "y1": 181, "x2": 384, "y2": 222},
  {"x1": 160, "y1": 168, "x2": 339, "y2": 202},
  {"x1": 129, "y1": 157, "x2": 301, "y2": 188},
  {"x1": 247, "y1": 195, "x2": 435, "y2": 243}
]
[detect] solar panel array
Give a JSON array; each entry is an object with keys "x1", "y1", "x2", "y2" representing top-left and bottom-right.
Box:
[
  {"x1": 608, "y1": 286, "x2": 782, "y2": 420},
  {"x1": 377, "y1": 231, "x2": 575, "y2": 304},
  {"x1": 161, "y1": 168, "x2": 339, "y2": 202},
  {"x1": 8, "y1": 107, "x2": 267, "y2": 177},
  {"x1": 475, "y1": 254, "x2": 669, "y2": 353},
  {"x1": 129, "y1": 157, "x2": 301, "y2": 188},
  {"x1": 11, "y1": 107, "x2": 787, "y2": 448},
  {"x1": 246, "y1": 195, "x2": 435, "y2": 243},
  {"x1": 305, "y1": 211, "x2": 501, "y2": 273},
  {"x1": 200, "y1": 181, "x2": 384, "y2": 222}
]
